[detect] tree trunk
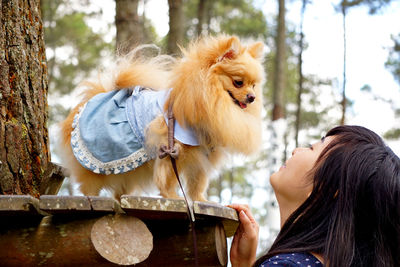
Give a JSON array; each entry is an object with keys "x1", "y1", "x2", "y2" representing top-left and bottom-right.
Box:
[
  {"x1": 268, "y1": 0, "x2": 287, "y2": 236},
  {"x1": 205, "y1": 1, "x2": 214, "y2": 35},
  {"x1": 0, "y1": 0, "x2": 50, "y2": 196},
  {"x1": 196, "y1": 0, "x2": 207, "y2": 37},
  {"x1": 272, "y1": 0, "x2": 286, "y2": 121},
  {"x1": 115, "y1": 0, "x2": 144, "y2": 54},
  {"x1": 167, "y1": 0, "x2": 184, "y2": 55},
  {"x1": 294, "y1": 0, "x2": 307, "y2": 146}
]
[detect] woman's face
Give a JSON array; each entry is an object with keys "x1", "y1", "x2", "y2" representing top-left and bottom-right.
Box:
[{"x1": 270, "y1": 136, "x2": 334, "y2": 214}]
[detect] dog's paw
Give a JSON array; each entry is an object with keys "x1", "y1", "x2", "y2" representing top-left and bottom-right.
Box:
[{"x1": 192, "y1": 195, "x2": 208, "y2": 202}]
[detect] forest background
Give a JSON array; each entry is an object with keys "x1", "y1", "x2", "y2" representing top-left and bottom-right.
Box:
[{"x1": 41, "y1": 0, "x2": 400, "y2": 253}]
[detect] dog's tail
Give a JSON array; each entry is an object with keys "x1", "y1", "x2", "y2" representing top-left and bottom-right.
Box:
[
  {"x1": 114, "y1": 44, "x2": 175, "y2": 90},
  {"x1": 80, "y1": 44, "x2": 176, "y2": 101}
]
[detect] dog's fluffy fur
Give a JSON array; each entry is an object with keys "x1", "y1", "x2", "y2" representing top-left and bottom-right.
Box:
[{"x1": 59, "y1": 35, "x2": 264, "y2": 201}]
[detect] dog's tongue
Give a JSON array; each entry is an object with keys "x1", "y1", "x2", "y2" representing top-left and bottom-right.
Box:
[{"x1": 239, "y1": 102, "x2": 247, "y2": 109}]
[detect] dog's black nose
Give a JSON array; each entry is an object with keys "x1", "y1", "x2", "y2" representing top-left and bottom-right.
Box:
[{"x1": 246, "y1": 94, "x2": 256, "y2": 103}]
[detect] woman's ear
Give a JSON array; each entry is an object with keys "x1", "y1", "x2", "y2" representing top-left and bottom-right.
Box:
[{"x1": 248, "y1": 42, "x2": 264, "y2": 59}]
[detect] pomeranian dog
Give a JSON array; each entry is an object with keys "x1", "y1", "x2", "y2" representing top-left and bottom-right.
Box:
[{"x1": 59, "y1": 35, "x2": 264, "y2": 202}]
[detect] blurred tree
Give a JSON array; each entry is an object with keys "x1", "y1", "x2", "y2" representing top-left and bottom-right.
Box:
[
  {"x1": 0, "y1": 0, "x2": 50, "y2": 196},
  {"x1": 341, "y1": 0, "x2": 392, "y2": 14},
  {"x1": 196, "y1": 0, "x2": 207, "y2": 36},
  {"x1": 294, "y1": 0, "x2": 307, "y2": 146},
  {"x1": 115, "y1": 0, "x2": 144, "y2": 53},
  {"x1": 272, "y1": 0, "x2": 286, "y2": 121},
  {"x1": 386, "y1": 33, "x2": 400, "y2": 139},
  {"x1": 340, "y1": 0, "x2": 399, "y2": 138},
  {"x1": 340, "y1": 1, "x2": 347, "y2": 125},
  {"x1": 41, "y1": 0, "x2": 112, "y2": 126},
  {"x1": 167, "y1": 0, "x2": 185, "y2": 55},
  {"x1": 185, "y1": 0, "x2": 268, "y2": 40},
  {"x1": 115, "y1": 0, "x2": 158, "y2": 53},
  {"x1": 41, "y1": 0, "x2": 113, "y2": 195},
  {"x1": 208, "y1": 165, "x2": 253, "y2": 202},
  {"x1": 41, "y1": 0, "x2": 112, "y2": 97},
  {"x1": 386, "y1": 33, "x2": 400, "y2": 84},
  {"x1": 384, "y1": 34, "x2": 400, "y2": 139},
  {"x1": 336, "y1": 0, "x2": 394, "y2": 125}
]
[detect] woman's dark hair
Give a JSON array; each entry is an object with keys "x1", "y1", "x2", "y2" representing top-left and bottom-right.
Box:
[{"x1": 255, "y1": 125, "x2": 400, "y2": 267}]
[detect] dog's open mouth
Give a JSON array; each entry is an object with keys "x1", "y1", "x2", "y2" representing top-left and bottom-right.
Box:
[{"x1": 228, "y1": 91, "x2": 247, "y2": 109}]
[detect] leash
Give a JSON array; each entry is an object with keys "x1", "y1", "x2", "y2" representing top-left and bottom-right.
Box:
[{"x1": 158, "y1": 105, "x2": 199, "y2": 267}]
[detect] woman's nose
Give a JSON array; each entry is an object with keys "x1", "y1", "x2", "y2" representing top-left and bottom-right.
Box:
[{"x1": 292, "y1": 147, "x2": 304, "y2": 155}]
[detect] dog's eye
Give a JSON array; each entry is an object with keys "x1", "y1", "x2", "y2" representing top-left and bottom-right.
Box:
[{"x1": 233, "y1": 80, "x2": 244, "y2": 88}]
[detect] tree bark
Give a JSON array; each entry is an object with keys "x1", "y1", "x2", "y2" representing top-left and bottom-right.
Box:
[
  {"x1": 167, "y1": 0, "x2": 184, "y2": 55},
  {"x1": 0, "y1": 0, "x2": 50, "y2": 196},
  {"x1": 115, "y1": 0, "x2": 144, "y2": 54},
  {"x1": 272, "y1": 0, "x2": 286, "y2": 121}
]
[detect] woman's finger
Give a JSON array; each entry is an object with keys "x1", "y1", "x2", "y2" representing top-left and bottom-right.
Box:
[
  {"x1": 241, "y1": 208, "x2": 257, "y2": 224},
  {"x1": 227, "y1": 203, "x2": 250, "y2": 212},
  {"x1": 228, "y1": 204, "x2": 257, "y2": 225}
]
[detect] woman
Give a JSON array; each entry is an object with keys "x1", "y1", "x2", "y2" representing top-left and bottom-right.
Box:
[{"x1": 229, "y1": 125, "x2": 400, "y2": 267}]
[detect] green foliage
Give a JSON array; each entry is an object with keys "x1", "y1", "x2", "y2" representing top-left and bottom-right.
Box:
[
  {"x1": 384, "y1": 127, "x2": 400, "y2": 139},
  {"x1": 41, "y1": 0, "x2": 113, "y2": 126},
  {"x1": 386, "y1": 33, "x2": 400, "y2": 84},
  {"x1": 208, "y1": 164, "x2": 256, "y2": 201},
  {"x1": 360, "y1": 84, "x2": 372, "y2": 92},
  {"x1": 263, "y1": 22, "x2": 337, "y2": 140},
  {"x1": 184, "y1": 0, "x2": 268, "y2": 40},
  {"x1": 143, "y1": 17, "x2": 159, "y2": 45},
  {"x1": 41, "y1": 0, "x2": 113, "y2": 97},
  {"x1": 340, "y1": 0, "x2": 393, "y2": 14}
]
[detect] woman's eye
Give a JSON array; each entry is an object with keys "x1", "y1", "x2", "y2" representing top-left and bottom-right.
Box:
[
  {"x1": 308, "y1": 144, "x2": 314, "y2": 150},
  {"x1": 233, "y1": 80, "x2": 244, "y2": 88}
]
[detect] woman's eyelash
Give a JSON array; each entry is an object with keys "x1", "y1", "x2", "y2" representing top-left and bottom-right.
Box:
[{"x1": 308, "y1": 144, "x2": 314, "y2": 150}]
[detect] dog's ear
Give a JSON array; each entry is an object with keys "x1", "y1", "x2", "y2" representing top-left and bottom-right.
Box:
[
  {"x1": 248, "y1": 42, "x2": 264, "y2": 59},
  {"x1": 217, "y1": 36, "x2": 240, "y2": 62}
]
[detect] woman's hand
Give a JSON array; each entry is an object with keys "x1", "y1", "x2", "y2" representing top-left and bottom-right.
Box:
[{"x1": 228, "y1": 204, "x2": 259, "y2": 267}]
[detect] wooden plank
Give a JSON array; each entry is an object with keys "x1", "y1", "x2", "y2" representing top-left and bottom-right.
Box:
[
  {"x1": 39, "y1": 195, "x2": 91, "y2": 214},
  {"x1": 120, "y1": 195, "x2": 188, "y2": 220},
  {"x1": 87, "y1": 196, "x2": 123, "y2": 213},
  {"x1": 194, "y1": 201, "x2": 238, "y2": 220},
  {"x1": 120, "y1": 195, "x2": 239, "y2": 237},
  {"x1": 39, "y1": 162, "x2": 67, "y2": 195},
  {"x1": 194, "y1": 201, "x2": 239, "y2": 237},
  {"x1": 0, "y1": 195, "x2": 46, "y2": 217},
  {"x1": 39, "y1": 195, "x2": 123, "y2": 215}
]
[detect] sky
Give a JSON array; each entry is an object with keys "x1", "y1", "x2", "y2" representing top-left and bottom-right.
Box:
[{"x1": 127, "y1": 0, "x2": 400, "y2": 155}]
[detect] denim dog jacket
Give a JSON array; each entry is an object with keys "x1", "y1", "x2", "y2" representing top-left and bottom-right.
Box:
[{"x1": 71, "y1": 86, "x2": 199, "y2": 174}]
